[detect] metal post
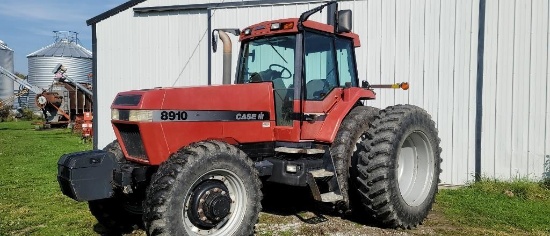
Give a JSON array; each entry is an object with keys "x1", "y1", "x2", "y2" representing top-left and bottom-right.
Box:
[{"x1": 475, "y1": 0, "x2": 486, "y2": 182}]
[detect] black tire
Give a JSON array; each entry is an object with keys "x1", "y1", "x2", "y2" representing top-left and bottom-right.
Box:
[
  {"x1": 143, "y1": 140, "x2": 262, "y2": 236},
  {"x1": 330, "y1": 106, "x2": 380, "y2": 210},
  {"x1": 356, "y1": 104, "x2": 442, "y2": 229},
  {"x1": 89, "y1": 140, "x2": 142, "y2": 233}
]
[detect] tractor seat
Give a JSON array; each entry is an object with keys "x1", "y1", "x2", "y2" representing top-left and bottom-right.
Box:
[{"x1": 306, "y1": 79, "x2": 328, "y2": 100}]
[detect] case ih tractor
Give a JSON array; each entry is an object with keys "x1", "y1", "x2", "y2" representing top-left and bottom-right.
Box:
[{"x1": 58, "y1": 2, "x2": 441, "y2": 235}]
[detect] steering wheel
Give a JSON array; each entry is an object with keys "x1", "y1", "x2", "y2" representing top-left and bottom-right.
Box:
[{"x1": 269, "y1": 64, "x2": 292, "y2": 79}]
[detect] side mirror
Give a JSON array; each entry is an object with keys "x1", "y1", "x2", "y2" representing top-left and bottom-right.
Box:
[
  {"x1": 211, "y1": 31, "x2": 219, "y2": 53},
  {"x1": 211, "y1": 29, "x2": 240, "y2": 53},
  {"x1": 336, "y1": 10, "x2": 352, "y2": 33}
]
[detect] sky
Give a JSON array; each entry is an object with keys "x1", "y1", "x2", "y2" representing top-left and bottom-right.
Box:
[{"x1": 0, "y1": 0, "x2": 127, "y2": 74}]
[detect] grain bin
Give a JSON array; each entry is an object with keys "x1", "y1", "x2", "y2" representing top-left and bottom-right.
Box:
[
  {"x1": 0, "y1": 40, "x2": 14, "y2": 105},
  {"x1": 27, "y1": 31, "x2": 92, "y2": 111}
]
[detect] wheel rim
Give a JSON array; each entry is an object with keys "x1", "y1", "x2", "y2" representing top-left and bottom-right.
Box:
[
  {"x1": 396, "y1": 131, "x2": 434, "y2": 207},
  {"x1": 182, "y1": 169, "x2": 247, "y2": 235}
]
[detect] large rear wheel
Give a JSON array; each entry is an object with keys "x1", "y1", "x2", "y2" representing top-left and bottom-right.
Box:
[
  {"x1": 356, "y1": 104, "x2": 442, "y2": 229},
  {"x1": 143, "y1": 140, "x2": 262, "y2": 236}
]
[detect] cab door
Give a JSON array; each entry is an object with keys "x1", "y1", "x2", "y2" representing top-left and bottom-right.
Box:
[{"x1": 300, "y1": 31, "x2": 358, "y2": 141}]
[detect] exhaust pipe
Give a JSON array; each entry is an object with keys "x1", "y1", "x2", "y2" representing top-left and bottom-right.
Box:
[
  {"x1": 212, "y1": 29, "x2": 240, "y2": 85},
  {"x1": 218, "y1": 31, "x2": 232, "y2": 85}
]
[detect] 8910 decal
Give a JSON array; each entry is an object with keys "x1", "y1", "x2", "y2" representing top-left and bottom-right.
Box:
[{"x1": 160, "y1": 111, "x2": 188, "y2": 121}]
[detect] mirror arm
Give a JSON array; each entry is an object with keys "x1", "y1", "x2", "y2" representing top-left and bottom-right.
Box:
[{"x1": 298, "y1": 1, "x2": 337, "y2": 30}]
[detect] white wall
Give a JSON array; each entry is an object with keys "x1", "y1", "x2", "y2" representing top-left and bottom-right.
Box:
[
  {"x1": 482, "y1": 0, "x2": 550, "y2": 180},
  {"x1": 330, "y1": 0, "x2": 480, "y2": 184},
  {"x1": 94, "y1": 0, "x2": 550, "y2": 185}
]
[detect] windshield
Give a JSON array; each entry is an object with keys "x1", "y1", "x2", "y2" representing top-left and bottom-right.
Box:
[{"x1": 237, "y1": 35, "x2": 296, "y2": 85}]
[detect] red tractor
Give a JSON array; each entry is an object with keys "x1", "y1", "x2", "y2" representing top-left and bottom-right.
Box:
[{"x1": 58, "y1": 2, "x2": 441, "y2": 235}]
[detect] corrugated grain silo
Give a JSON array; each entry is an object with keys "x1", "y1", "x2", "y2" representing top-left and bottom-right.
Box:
[
  {"x1": 27, "y1": 31, "x2": 92, "y2": 111},
  {"x1": 0, "y1": 40, "x2": 14, "y2": 105}
]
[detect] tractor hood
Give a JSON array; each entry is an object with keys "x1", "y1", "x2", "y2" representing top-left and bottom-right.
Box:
[{"x1": 111, "y1": 83, "x2": 275, "y2": 119}]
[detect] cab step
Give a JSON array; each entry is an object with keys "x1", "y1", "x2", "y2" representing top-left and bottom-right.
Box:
[
  {"x1": 309, "y1": 169, "x2": 334, "y2": 178},
  {"x1": 306, "y1": 169, "x2": 342, "y2": 203},
  {"x1": 320, "y1": 192, "x2": 343, "y2": 202}
]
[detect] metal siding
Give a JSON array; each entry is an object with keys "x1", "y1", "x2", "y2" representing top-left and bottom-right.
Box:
[
  {"x1": 452, "y1": 0, "x2": 474, "y2": 184},
  {"x1": 494, "y1": 0, "x2": 518, "y2": 179},
  {"x1": 482, "y1": 0, "x2": 499, "y2": 178},
  {"x1": 483, "y1": 0, "x2": 550, "y2": 180},
  {"x1": 512, "y1": 0, "x2": 531, "y2": 178},
  {"x1": 423, "y1": 0, "x2": 441, "y2": 146},
  {"x1": 528, "y1": 0, "x2": 548, "y2": 179},
  {"x1": 546, "y1": 0, "x2": 550, "y2": 179},
  {"x1": 394, "y1": 0, "x2": 411, "y2": 105},
  {"x1": 365, "y1": 0, "x2": 383, "y2": 108},
  {"x1": 408, "y1": 0, "x2": 425, "y2": 108},
  {"x1": 438, "y1": 0, "x2": 456, "y2": 184},
  {"x1": 379, "y1": 0, "x2": 396, "y2": 108}
]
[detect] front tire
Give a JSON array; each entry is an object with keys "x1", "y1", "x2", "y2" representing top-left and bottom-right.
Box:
[
  {"x1": 143, "y1": 140, "x2": 262, "y2": 236},
  {"x1": 357, "y1": 104, "x2": 442, "y2": 229}
]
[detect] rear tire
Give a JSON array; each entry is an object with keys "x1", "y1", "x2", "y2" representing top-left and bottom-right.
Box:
[
  {"x1": 356, "y1": 104, "x2": 442, "y2": 229},
  {"x1": 89, "y1": 140, "x2": 142, "y2": 233},
  {"x1": 143, "y1": 140, "x2": 262, "y2": 236},
  {"x1": 330, "y1": 106, "x2": 380, "y2": 209}
]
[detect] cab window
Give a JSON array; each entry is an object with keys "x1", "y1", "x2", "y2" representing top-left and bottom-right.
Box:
[
  {"x1": 303, "y1": 32, "x2": 337, "y2": 100},
  {"x1": 335, "y1": 37, "x2": 357, "y2": 87}
]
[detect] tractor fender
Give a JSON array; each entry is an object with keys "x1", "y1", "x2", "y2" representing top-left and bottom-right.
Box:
[{"x1": 315, "y1": 88, "x2": 375, "y2": 143}]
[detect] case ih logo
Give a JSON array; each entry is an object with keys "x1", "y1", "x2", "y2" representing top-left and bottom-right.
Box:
[{"x1": 236, "y1": 112, "x2": 266, "y2": 120}]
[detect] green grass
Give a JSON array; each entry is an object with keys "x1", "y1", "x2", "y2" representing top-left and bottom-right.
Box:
[
  {"x1": 436, "y1": 179, "x2": 550, "y2": 235},
  {"x1": 0, "y1": 121, "x2": 93, "y2": 235},
  {"x1": 1, "y1": 121, "x2": 550, "y2": 235}
]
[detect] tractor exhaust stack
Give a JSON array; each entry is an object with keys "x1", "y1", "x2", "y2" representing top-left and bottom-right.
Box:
[
  {"x1": 212, "y1": 29, "x2": 240, "y2": 85},
  {"x1": 218, "y1": 31, "x2": 232, "y2": 85}
]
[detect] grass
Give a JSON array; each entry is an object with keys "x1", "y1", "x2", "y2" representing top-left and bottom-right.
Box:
[
  {"x1": 1, "y1": 120, "x2": 550, "y2": 235},
  {"x1": 436, "y1": 179, "x2": 550, "y2": 235},
  {"x1": 0, "y1": 121, "x2": 94, "y2": 235}
]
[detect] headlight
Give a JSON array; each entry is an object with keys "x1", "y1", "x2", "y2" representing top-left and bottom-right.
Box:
[
  {"x1": 111, "y1": 109, "x2": 153, "y2": 122},
  {"x1": 129, "y1": 110, "x2": 153, "y2": 122},
  {"x1": 111, "y1": 109, "x2": 119, "y2": 120}
]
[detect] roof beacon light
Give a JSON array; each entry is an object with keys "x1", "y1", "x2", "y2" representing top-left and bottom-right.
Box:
[
  {"x1": 271, "y1": 23, "x2": 281, "y2": 30},
  {"x1": 243, "y1": 28, "x2": 252, "y2": 35},
  {"x1": 282, "y1": 22, "x2": 294, "y2": 30},
  {"x1": 271, "y1": 22, "x2": 294, "y2": 31}
]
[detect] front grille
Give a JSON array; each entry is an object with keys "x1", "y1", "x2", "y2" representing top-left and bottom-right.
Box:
[{"x1": 115, "y1": 123, "x2": 148, "y2": 160}]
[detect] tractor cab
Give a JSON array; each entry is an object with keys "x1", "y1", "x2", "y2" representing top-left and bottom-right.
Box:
[{"x1": 227, "y1": 4, "x2": 375, "y2": 142}]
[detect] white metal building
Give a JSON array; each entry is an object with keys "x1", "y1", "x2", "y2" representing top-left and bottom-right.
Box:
[{"x1": 88, "y1": 0, "x2": 550, "y2": 185}]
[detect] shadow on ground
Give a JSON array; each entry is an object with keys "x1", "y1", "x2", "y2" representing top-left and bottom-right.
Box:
[{"x1": 260, "y1": 182, "x2": 383, "y2": 228}]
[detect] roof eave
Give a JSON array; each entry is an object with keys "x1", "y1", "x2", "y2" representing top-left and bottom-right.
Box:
[{"x1": 86, "y1": 0, "x2": 147, "y2": 26}]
